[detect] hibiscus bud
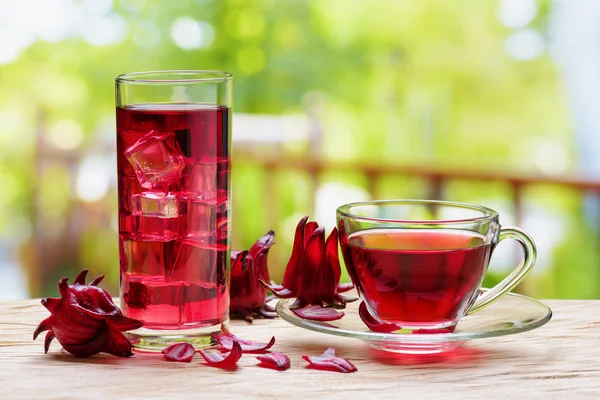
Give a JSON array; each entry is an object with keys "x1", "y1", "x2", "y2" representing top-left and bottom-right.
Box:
[
  {"x1": 229, "y1": 231, "x2": 277, "y2": 322},
  {"x1": 262, "y1": 217, "x2": 356, "y2": 320},
  {"x1": 33, "y1": 270, "x2": 143, "y2": 357}
]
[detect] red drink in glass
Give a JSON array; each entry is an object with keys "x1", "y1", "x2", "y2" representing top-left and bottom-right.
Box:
[
  {"x1": 117, "y1": 104, "x2": 230, "y2": 329},
  {"x1": 115, "y1": 71, "x2": 232, "y2": 350}
]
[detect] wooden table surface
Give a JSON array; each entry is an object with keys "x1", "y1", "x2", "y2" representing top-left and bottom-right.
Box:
[{"x1": 1, "y1": 299, "x2": 599, "y2": 399}]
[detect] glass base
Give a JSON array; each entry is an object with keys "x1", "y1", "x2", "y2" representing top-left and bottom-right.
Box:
[
  {"x1": 369, "y1": 341, "x2": 459, "y2": 354},
  {"x1": 127, "y1": 320, "x2": 229, "y2": 352}
]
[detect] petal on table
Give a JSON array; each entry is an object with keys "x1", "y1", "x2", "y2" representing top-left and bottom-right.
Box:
[
  {"x1": 256, "y1": 352, "x2": 291, "y2": 371},
  {"x1": 302, "y1": 347, "x2": 357, "y2": 373},
  {"x1": 197, "y1": 341, "x2": 242, "y2": 369},
  {"x1": 214, "y1": 332, "x2": 275, "y2": 353},
  {"x1": 161, "y1": 342, "x2": 196, "y2": 362}
]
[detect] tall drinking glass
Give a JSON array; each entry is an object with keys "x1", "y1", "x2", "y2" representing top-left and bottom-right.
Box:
[{"x1": 115, "y1": 71, "x2": 232, "y2": 351}]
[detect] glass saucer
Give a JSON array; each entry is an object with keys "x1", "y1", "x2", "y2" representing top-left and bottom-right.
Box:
[{"x1": 276, "y1": 291, "x2": 552, "y2": 354}]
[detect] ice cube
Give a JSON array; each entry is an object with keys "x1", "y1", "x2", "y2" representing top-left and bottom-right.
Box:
[
  {"x1": 184, "y1": 283, "x2": 229, "y2": 324},
  {"x1": 185, "y1": 162, "x2": 217, "y2": 198},
  {"x1": 118, "y1": 177, "x2": 144, "y2": 239},
  {"x1": 179, "y1": 198, "x2": 216, "y2": 244},
  {"x1": 131, "y1": 192, "x2": 180, "y2": 241},
  {"x1": 171, "y1": 241, "x2": 226, "y2": 287},
  {"x1": 124, "y1": 130, "x2": 186, "y2": 190},
  {"x1": 122, "y1": 275, "x2": 189, "y2": 326},
  {"x1": 178, "y1": 199, "x2": 229, "y2": 247},
  {"x1": 120, "y1": 240, "x2": 175, "y2": 276},
  {"x1": 183, "y1": 159, "x2": 229, "y2": 200}
]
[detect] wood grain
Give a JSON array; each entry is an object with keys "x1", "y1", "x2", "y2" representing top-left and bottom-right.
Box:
[{"x1": 0, "y1": 299, "x2": 599, "y2": 399}]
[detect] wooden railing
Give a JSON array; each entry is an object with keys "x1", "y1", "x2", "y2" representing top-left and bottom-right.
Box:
[{"x1": 235, "y1": 154, "x2": 600, "y2": 229}]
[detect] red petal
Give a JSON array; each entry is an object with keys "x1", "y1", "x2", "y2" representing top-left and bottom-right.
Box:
[
  {"x1": 248, "y1": 230, "x2": 275, "y2": 283},
  {"x1": 44, "y1": 330, "x2": 55, "y2": 354},
  {"x1": 260, "y1": 280, "x2": 294, "y2": 298},
  {"x1": 73, "y1": 270, "x2": 89, "y2": 285},
  {"x1": 358, "y1": 302, "x2": 401, "y2": 333},
  {"x1": 281, "y1": 216, "x2": 308, "y2": 292},
  {"x1": 40, "y1": 297, "x2": 60, "y2": 312},
  {"x1": 256, "y1": 307, "x2": 278, "y2": 319},
  {"x1": 58, "y1": 277, "x2": 69, "y2": 297},
  {"x1": 256, "y1": 352, "x2": 291, "y2": 371},
  {"x1": 337, "y1": 282, "x2": 354, "y2": 293},
  {"x1": 230, "y1": 251, "x2": 249, "y2": 273},
  {"x1": 325, "y1": 228, "x2": 342, "y2": 291},
  {"x1": 197, "y1": 341, "x2": 242, "y2": 369},
  {"x1": 102, "y1": 330, "x2": 135, "y2": 357},
  {"x1": 89, "y1": 274, "x2": 105, "y2": 286},
  {"x1": 304, "y1": 221, "x2": 319, "y2": 248},
  {"x1": 33, "y1": 317, "x2": 52, "y2": 340},
  {"x1": 215, "y1": 332, "x2": 275, "y2": 353},
  {"x1": 302, "y1": 347, "x2": 357, "y2": 373},
  {"x1": 334, "y1": 293, "x2": 359, "y2": 305},
  {"x1": 325, "y1": 228, "x2": 341, "y2": 294},
  {"x1": 292, "y1": 305, "x2": 345, "y2": 321},
  {"x1": 299, "y1": 227, "x2": 333, "y2": 305},
  {"x1": 248, "y1": 230, "x2": 275, "y2": 258},
  {"x1": 162, "y1": 343, "x2": 196, "y2": 362},
  {"x1": 106, "y1": 314, "x2": 144, "y2": 332},
  {"x1": 255, "y1": 247, "x2": 273, "y2": 285}
]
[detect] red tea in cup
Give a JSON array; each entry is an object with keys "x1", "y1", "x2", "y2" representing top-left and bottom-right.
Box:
[
  {"x1": 341, "y1": 229, "x2": 492, "y2": 328},
  {"x1": 337, "y1": 200, "x2": 536, "y2": 331}
]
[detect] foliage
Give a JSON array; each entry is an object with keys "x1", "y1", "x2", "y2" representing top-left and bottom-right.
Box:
[{"x1": 0, "y1": 0, "x2": 595, "y2": 299}]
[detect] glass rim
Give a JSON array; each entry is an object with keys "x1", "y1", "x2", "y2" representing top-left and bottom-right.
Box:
[
  {"x1": 115, "y1": 70, "x2": 233, "y2": 85},
  {"x1": 336, "y1": 199, "x2": 499, "y2": 224}
]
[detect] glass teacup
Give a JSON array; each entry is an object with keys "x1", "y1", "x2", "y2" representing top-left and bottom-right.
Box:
[{"x1": 337, "y1": 200, "x2": 536, "y2": 331}]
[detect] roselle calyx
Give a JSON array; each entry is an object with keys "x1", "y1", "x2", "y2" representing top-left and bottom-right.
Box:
[
  {"x1": 358, "y1": 301, "x2": 400, "y2": 333},
  {"x1": 302, "y1": 347, "x2": 357, "y2": 373},
  {"x1": 230, "y1": 231, "x2": 278, "y2": 322},
  {"x1": 197, "y1": 341, "x2": 243, "y2": 369},
  {"x1": 33, "y1": 270, "x2": 143, "y2": 358},
  {"x1": 261, "y1": 216, "x2": 356, "y2": 317},
  {"x1": 162, "y1": 342, "x2": 196, "y2": 362},
  {"x1": 214, "y1": 331, "x2": 275, "y2": 353},
  {"x1": 256, "y1": 352, "x2": 291, "y2": 371}
]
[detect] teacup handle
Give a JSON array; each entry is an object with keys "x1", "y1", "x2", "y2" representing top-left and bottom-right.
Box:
[{"x1": 467, "y1": 226, "x2": 537, "y2": 315}]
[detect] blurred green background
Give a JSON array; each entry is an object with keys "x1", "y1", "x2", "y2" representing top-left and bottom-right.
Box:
[{"x1": 0, "y1": 0, "x2": 599, "y2": 300}]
